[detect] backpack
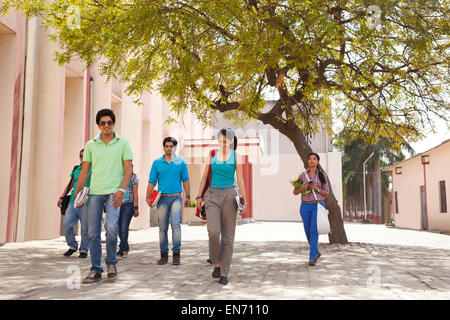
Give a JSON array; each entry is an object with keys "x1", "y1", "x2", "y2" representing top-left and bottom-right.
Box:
[{"x1": 61, "y1": 165, "x2": 79, "y2": 215}]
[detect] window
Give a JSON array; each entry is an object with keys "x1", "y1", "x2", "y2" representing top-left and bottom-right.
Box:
[
  {"x1": 440, "y1": 181, "x2": 447, "y2": 213},
  {"x1": 394, "y1": 191, "x2": 399, "y2": 214}
]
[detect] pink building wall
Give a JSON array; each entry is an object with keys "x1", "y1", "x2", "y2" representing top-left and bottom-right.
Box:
[
  {"x1": 426, "y1": 142, "x2": 450, "y2": 232},
  {"x1": 0, "y1": 12, "x2": 23, "y2": 244},
  {"x1": 389, "y1": 140, "x2": 450, "y2": 233},
  {"x1": 1, "y1": 12, "x2": 208, "y2": 243}
]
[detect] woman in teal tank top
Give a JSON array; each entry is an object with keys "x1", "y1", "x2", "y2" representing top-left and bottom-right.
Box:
[
  {"x1": 196, "y1": 128, "x2": 247, "y2": 285},
  {"x1": 210, "y1": 148, "x2": 236, "y2": 187}
]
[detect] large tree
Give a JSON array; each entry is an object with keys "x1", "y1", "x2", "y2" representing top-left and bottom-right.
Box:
[{"x1": 3, "y1": 0, "x2": 448, "y2": 243}]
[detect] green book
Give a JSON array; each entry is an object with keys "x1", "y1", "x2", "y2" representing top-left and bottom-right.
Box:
[{"x1": 289, "y1": 176, "x2": 311, "y2": 194}]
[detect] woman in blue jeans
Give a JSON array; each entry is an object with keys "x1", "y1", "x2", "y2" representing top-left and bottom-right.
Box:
[
  {"x1": 117, "y1": 171, "x2": 139, "y2": 259},
  {"x1": 293, "y1": 152, "x2": 329, "y2": 266}
]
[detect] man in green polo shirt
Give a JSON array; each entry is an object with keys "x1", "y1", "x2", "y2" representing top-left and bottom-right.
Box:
[{"x1": 75, "y1": 108, "x2": 133, "y2": 284}]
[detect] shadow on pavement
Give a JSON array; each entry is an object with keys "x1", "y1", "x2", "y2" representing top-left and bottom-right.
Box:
[{"x1": 1, "y1": 240, "x2": 450, "y2": 299}]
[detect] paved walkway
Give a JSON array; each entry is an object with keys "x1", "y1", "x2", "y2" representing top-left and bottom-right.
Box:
[{"x1": 1, "y1": 222, "x2": 450, "y2": 300}]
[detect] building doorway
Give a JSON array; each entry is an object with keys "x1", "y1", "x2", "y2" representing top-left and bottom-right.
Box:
[
  {"x1": 60, "y1": 71, "x2": 84, "y2": 235},
  {"x1": 420, "y1": 186, "x2": 427, "y2": 230}
]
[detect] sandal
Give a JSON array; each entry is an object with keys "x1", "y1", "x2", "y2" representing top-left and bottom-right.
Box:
[{"x1": 315, "y1": 252, "x2": 321, "y2": 262}]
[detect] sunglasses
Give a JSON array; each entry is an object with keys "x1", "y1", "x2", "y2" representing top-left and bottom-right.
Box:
[{"x1": 99, "y1": 120, "x2": 113, "y2": 126}]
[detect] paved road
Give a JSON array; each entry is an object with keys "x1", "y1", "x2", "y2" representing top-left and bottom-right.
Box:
[{"x1": 1, "y1": 221, "x2": 450, "y2": 300}]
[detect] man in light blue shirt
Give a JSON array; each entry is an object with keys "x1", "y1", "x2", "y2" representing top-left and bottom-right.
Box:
[{"x1": 146, "y1": 137, "x2": 190, "y2": 265}]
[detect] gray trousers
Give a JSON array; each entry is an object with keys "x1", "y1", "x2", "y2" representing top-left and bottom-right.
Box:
[{"x1": 204, "y1": 187, "x2": 239, "y2": 277}]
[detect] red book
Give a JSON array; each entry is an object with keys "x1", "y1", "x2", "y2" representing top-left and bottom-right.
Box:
[{"x1": 149, "y1": 190, "x2": 161, "y2": 207}]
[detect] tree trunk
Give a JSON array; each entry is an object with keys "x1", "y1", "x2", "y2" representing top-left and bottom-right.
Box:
[
  {"x1": 366, "y1": 173, "x2": 373, "y2": 219},
  {"x1": 367, "y1": 174, "x2": 373, "y2": 220},
  {"x1": 359, "y1": 183, "x2": 364, "y2": 220}
]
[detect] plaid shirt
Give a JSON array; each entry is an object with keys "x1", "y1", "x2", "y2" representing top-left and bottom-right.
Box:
[
  {"x1": 123, "y1": 173, "x2": 139, "y2": 203},
  {"x1": 299, "y1": 169, "x2": 329, "y2": 202}
]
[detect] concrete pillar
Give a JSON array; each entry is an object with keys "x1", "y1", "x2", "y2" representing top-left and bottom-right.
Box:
[{"x1": 0, "y1": 30, "x2": 16, "y2": 243}]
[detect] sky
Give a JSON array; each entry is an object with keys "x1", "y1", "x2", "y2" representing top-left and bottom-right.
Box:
[{"x1": 409, "y1": 123, "x2": 450, "y2": 154}]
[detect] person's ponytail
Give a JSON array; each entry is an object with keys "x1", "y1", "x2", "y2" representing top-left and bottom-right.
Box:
[
  {"x1": 317, "y1": 166, "x2": 326, "y2": 185},
  {"x1": 231, "y1": 136, "x2": 238, "y2": 150}
]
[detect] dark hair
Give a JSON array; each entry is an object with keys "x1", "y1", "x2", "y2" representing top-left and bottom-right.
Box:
[
  {"x1": 163, "y1": 137, "x2": 178, "y2": 147},
  {"x1": 96, "y1": 108, "x2": 116, "y2": 125},
  {"x1": 308, "y1": 152, "x2": 326, "y2": 185},
  {"x1": 217, "y1": 128, "x2": 238, "y2": 150}
]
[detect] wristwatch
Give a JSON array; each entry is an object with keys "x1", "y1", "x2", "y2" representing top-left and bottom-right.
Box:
[
  {"x1": 118, "y1": 188, "x2": 126, "y2": 193},
  {"x1": 186, "y1": 195, "x2": 191, "y2": 199},
  {"x1": 134, "y1": 206, "x2": 139, "y2": 210}
]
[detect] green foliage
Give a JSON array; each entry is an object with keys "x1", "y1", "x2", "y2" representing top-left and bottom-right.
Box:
[
  {"x1": 335, "y1": 130, "x2": 415, "y2": 203},
  {"x1": 2, "y1": 0, "x2": 448, "y2": 145}
]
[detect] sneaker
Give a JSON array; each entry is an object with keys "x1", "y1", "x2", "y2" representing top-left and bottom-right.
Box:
[
  {"x1": 206, "y1": 259, "x2": 213, "y2": 264},
  {"x1": 212, "y1": 267, "x2": 220, "y2": 279},
  {"x1": 158, "y1": 252, "x2": 169, "y2": 265},
  {"x1": 172, "y1": 252, "x2": 180, "y2": 265},
  {"x1": 82, "y1": 271, "x2": 102, "y2": 284},
  {"x1": 106, "y1": 264, "x2": 118, "y2": 282},
  {"x1": 219, "y1": 276, "x2": 229, "y2": 285},
  {"x1": 309, "y1": 259, "x2": 316, "y2": 266},
  {"x1": 79, "y1": 252, "x2": 88, "y2": 258},
  {"x1": 63, "y1": 249, "x2": 77, "y2": 257}
]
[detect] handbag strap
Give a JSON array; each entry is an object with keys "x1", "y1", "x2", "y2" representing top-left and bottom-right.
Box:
[
  {"x1": 303, "y1": 171, "x2": 319, "y2": 201},
  {"x1": 64, "y1": 176, "x2": 75, "y2": 197},
  {"x1": 201, "y1": 149, "x2": 217, "y2": 197},
  {"x1": 64, "y1": 165, "x2": 79, "y2": 197}
]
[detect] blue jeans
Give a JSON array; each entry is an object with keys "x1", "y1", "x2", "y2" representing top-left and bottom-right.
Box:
[
  {"x1": 117, "y1": 202, "x2": 134, "y2": 256},
  {"x1": 64, "y1": 202, "x2": 89, "y2": 253},
  {"x1": 300, "y1": 202, "x2": 323, "y2": 260},
  {"x1": 157, "y1": 195, "x2": 182, "y2": 253},
  {"x1": 87, "y1": 194, "x2": 120, "y2": 273}
]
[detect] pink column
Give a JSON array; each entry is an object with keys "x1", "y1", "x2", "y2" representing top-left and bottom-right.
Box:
[
  {"x1": 55, "y1": 68, "x2": 66, "y2": 237},
  {"x1": 241, "y1": 155, "x2": 253, "y2": 220},
  {"x1": 83, "y1": 67, "x2": 91, "y2": 144},
  {"x1": 248, "y1": 160, "x2": 253, "y2": 219},
  {"x1": 422, "y1": 162, "x2": 429, "y2": 230},
  {"x1": 6, "y1": 14, "x2": 23, "y2": 243},
  {"x1": 391, "y1": 170, "x2": 396, "y2": 226}
]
